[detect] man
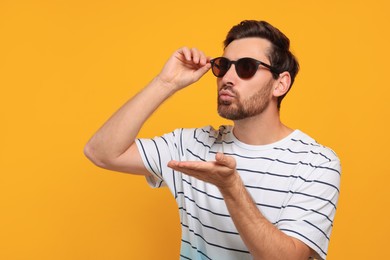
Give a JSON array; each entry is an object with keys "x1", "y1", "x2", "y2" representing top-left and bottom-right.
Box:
[{"x1": 84, "y1": 20, "x2": 340, "y2": 260}]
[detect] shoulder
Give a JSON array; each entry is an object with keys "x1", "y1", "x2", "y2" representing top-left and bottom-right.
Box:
[
  {"x1": 285, "y1": 130, "x2": 342, "y2": 184},
  {"x1": 276, "y1": 130, "x2": 341, "y2": 179},
  {"x1": 288, "y1": 130, "x2": 340, "y2": 163}
]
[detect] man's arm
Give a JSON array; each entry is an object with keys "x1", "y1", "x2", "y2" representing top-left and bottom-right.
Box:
[
  {"x1": 84, "y1": 47, "x2": 211, "y2": 175},
  {"x1": 168, "y1": 153, "x2": 313, "y2": 260}
]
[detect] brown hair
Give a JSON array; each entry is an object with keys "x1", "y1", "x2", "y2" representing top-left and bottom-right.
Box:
[{"x1": 224, "y1": 20, "x2": 299, "y2": 109}]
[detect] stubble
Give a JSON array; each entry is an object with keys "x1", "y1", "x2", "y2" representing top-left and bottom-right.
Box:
[{"x1": 217, "y1": 81, "x2": 273, "y2": 120}]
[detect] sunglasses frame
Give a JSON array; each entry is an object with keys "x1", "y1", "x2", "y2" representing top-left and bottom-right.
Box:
[{"x1": 210, "y1": 57, "x2": 280, "y2": 79}]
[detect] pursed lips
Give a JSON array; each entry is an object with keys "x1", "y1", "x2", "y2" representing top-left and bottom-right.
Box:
[{"x1": 218, "y1": 89, "x2": 236, "y2": 102}]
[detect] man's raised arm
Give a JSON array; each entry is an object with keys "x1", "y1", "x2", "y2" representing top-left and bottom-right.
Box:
[{"x1": 84, "y1": 47, "x2": 211, "y2": 175}]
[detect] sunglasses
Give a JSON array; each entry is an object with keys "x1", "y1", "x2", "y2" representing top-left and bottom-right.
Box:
[{"x1": 210, "y1": 57, "x2": 279, "y2": 79}]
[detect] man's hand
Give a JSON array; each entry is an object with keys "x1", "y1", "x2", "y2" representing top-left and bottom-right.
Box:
[
  {"x1": 157, "y1": 47, "x2": 212, "y2": 91},
  {"x1": 167, "y1": 153, "x2": 240, "y2": 190}
]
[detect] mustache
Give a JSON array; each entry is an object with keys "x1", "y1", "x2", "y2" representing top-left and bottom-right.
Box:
[{"x1": 219, "y1": 84, "x2": 237, "y2": 95}]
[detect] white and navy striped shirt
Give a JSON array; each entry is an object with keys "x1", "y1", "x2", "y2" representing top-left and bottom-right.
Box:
[{"x1": 136, "y1": 125, "x2": 340, "y2": 260}]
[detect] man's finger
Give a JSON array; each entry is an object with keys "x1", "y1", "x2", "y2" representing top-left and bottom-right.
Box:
[
  {"x1": 193, "y1": 62, "x2": 211, "y2": 79},
  {"x1": 215, "y1": 153, "x2": 236, "y2": 169},
  {"x1": 168, "y1": 160, "x2": 210, "y2": 172}
]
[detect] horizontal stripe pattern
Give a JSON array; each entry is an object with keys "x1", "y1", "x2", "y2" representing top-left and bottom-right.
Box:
[{"x1": 136, "y1": 125, "x2": 340, "y2": 260}]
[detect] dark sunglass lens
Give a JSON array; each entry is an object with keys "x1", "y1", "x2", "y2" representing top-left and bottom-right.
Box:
[
  {"x1": 213, "y1": 58, "x2": 230, "y2": 77},
  {"x1": 236, "y1": 58, "x2": 258, "y2": 79}
]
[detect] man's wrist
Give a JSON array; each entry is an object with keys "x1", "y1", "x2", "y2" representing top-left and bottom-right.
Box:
[
  {"x1": 218, "y1": 172, "x2": 245, "y2": 200},
  {"x1": 155, "y1": 74, "x2": 179, "y2": 91},
  {"x1": 151, "y1": 75, "x2": 178, "y2": 97}
]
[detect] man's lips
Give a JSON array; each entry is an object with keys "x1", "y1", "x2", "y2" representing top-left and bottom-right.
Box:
[{"x1": 218, "y1": 89, "x2": 235, "y2": 102}]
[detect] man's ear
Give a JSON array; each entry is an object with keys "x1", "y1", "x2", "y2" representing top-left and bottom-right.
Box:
[{"x1": 273, "y1": 71, "x2": 291, "y2": 97}]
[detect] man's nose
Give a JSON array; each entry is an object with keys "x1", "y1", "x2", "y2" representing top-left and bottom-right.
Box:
[{"x1": 221, "y1": 64, "x2": 239, "y2": 83}]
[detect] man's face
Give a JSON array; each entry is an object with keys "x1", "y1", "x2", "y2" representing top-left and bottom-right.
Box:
[{"x1": 217, "y1": 38, "x2": 276, "y2": 120}]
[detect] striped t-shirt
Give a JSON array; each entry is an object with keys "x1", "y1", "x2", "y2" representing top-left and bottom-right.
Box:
[{"x1": 136, "y1": 125, "x2": 341, "y2": 260}]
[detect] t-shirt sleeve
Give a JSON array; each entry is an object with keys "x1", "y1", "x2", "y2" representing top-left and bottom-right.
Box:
[
  {"x1": 135, "y1": 129, "x2": 183, "y2": 188},
  {"x1": 277, "y1": 156, "x2": 341, "y2": 260}
]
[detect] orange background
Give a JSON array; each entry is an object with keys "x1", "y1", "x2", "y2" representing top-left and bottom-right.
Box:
[{"x1": 1, "y1": 0, "x2": 389, "y2": 259}]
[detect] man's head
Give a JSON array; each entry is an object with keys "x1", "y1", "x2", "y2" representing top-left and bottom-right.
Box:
[{"x1": 223, "y1": 20, "x2": 299, "y2": 109}]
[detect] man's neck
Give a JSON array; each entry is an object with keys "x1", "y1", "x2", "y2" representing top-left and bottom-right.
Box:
[{"x1": 232, "y1": 108, "x2": 293, "y2": 146}]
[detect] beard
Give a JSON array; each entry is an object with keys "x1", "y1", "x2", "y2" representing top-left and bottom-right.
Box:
[{"x1": 217, "y1": 81, "x2": 273, "y2": 120}]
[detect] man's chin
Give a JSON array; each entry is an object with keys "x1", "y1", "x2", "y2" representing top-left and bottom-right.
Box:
[{"x1": 218, "y1": 107, "x2": 240, "y2": 120}]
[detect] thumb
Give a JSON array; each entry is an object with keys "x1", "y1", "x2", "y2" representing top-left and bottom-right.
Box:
[
  {"x1": 215, "y1": 152, "x2": 236, "y2": 169},
  {"x1": 193, "y1": 63, "x2": 211, "y2": 79}
]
